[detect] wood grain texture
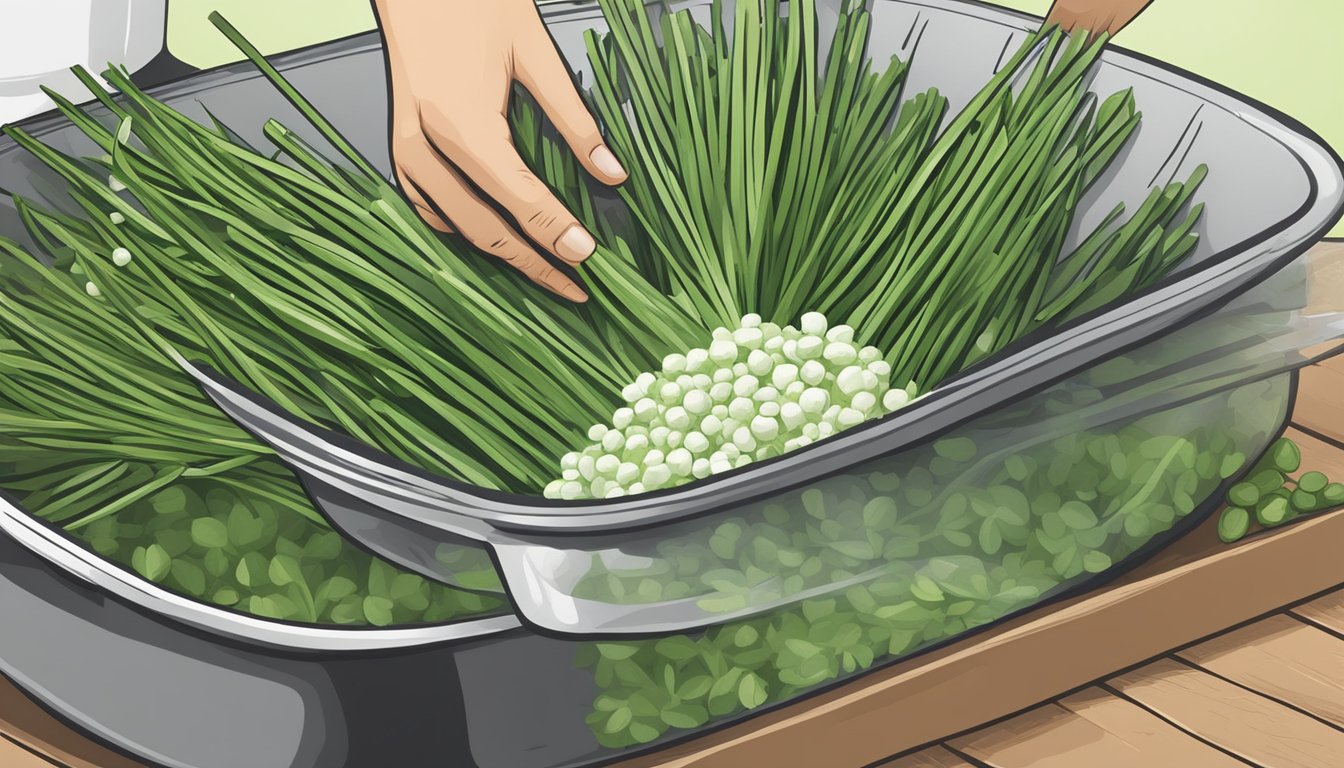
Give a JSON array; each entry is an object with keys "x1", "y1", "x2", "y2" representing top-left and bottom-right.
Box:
[
  {"x1": 1292, "y1": 365, "x2": 1344, "y2": 445},
  {"x1": 1110, "y1": 658, "x2": 1344, "y2": 768},
  {"x1": 1305, "y1": 240, "x2": 1344, "y2": 317},
  {"x1": 0, "y1": 676, "x2": 143, "y2": 768},
  {"x1": 0, "y1": 735, "x2": 54, "y2": 768},
  {"x1": 878, "y1": 745, "x2": 975, "y2": 768},
  {"x1": 950, "y1": 688, "x2": 1241, "y2": 768},
  {"x1": 1282, "y1": 427, "x2": 1344, "y2": 482},
  {"x1": 1178, "y1": 614, "x2": 1344, "y2": 728},
  {"x1": 1292, "y1": 588, "x2": 1344, "y2": 636}
]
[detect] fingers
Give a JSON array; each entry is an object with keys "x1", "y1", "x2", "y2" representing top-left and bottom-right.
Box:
[
  {"x1": 419, "y1": 109, "x2": 598, "y2": 266},
  {"x1": 401, "y1": 154, "x2": 588, "y2": 302},
  {"x1": 513, "y1": 26, "x2": 628, "y2": 186},
  {"x1": 1045, "y1": 0, "x2": 1153, "y2": 38}
]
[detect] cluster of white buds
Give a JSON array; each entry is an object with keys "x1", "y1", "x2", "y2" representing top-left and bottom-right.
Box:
[{"x1": 545, "y1": 312, "x2": 920, "y2": 500}]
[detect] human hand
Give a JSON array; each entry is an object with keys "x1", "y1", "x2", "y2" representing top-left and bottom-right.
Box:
[
  {"x1": 1046, "y1": 0, "x2": 1155, "y2": 38},
  {"x1": 372, "y1": 0, "x2": 628, "y2": 302}
]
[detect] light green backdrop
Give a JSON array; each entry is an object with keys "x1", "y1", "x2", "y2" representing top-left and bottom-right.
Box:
[{"x1": 169, "y1": 0, "x2": 1344, "y2": 236}]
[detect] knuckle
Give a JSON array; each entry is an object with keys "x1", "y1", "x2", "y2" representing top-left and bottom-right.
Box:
[
  {"x1": 394, "y1": 144, "x2": 434, "y2": 179},
  {"x1": 511, "y1": 179, "x2": 571, "y2": 235},
  {"x1": 534, "y1": 263, "x2": 559, "y2": 285},
  {"x1": 468, "y1": 227, "x2": 519, "y2": 257},
  {"x1": 393, "y1": 121, "x2": 423, "y2": 145}
]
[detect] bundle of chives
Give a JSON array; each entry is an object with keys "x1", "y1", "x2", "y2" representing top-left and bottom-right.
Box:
[
  {"x1": 4, "y1": 33, "x2": 704, "y2": 492},
  {"x1": 580, "y1": 0, "x2": 1203, "y2": 392},
  {"x1": 0, "y1": 0, "x2": 1206, "y2": 517},
  {"x1": 0, "y1": 237, "x2": 317, "y2": 530}
]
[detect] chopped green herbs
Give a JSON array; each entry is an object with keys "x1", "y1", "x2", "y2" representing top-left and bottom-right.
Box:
[
  {"x1": 576, "y1": 377, "x2": 1288, "y2": 747},
  {"x1": 1215, "y1": 436, "x2": 1341, "y2": 543}
]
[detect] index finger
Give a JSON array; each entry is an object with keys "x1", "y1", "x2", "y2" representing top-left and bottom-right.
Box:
[{"x1": 1045, "y1": 0, "x2": 1154, "y2": 38}]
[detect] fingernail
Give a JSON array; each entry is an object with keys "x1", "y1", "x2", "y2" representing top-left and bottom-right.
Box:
[
  {"x1": 589, "y1": 145, "x2": 627, "y2": 181},
  {"x1": 562, "y1": 283, "x2": 589, "y2": 303},
  {"x1": 556, "y1": 224, "x2": 596, "y2": 264}
]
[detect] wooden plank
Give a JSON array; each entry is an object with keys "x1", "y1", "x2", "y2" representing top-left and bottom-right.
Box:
[
  {"x1": 949, "y1": 688, "x2": 1241, "y2": 768},
  {"x1": 0, "y1": 676, "x2": 144, "y2": 768},
  {"x1": 878, "y1": 745, "x2": 975, "y2": 768},
  {"x1": 0, "y1": 735, "x2": 55, "y2": 768},
  {"x1": 1296, "y1": 239, "x2": 1344, "y2": 359},
  {"x1": 1305, "y1": 240, "x2": 1344, "y2": 316},
  {"x1": 1292, "y1": 587, "x2": 1344, "y2": 636},
  {"x1": 1320, "y1": 354, "x2": 1344, "y2": 376},
  {"x1": 619, "y1": 508, "x2": 1344, "y2": 768},
  {"x1": 1292, "y1": 365, "x2": 1344, "y2": 445},
  {"x1": 1281, "y1": 427, "x2": 1344, "y2": 482},
  {"x1": 1110, "y1": 658, "x2": 1344, "y2": 768},
  {"x1": 1178, "y1": 614, "x2": 1344, "y2": 728},
  {"x1": 1055, "y1": 688, "x2": 1248, "y2": 767}
]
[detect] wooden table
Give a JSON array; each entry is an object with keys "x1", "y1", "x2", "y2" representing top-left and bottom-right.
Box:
[{"x1": 3, "y1": 244, "x2": 1344, "y2": 767}]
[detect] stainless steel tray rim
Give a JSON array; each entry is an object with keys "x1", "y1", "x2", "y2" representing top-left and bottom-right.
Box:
[{"x1": 0, "y1": 496, "x2": 522, "y2": 651}]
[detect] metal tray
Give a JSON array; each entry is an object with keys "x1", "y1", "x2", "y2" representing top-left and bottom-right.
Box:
[
  {"x1": 84, "y1": 0, "x2": 1344, "y2": 636},
  {"x1": 0, "y1": 0, "x2": 1341, "y2": 765}
]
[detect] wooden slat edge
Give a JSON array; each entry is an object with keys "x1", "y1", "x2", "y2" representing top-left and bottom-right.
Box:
[
  {"x1": 877, "y1": 744, "x2": 976, "y2": 768},
  {"x1": 626, "y1": 510, "x2": 1344, "y2": 768},
  {"x1": 0, "y1": 676, "x2": 143, "y2": 768},
  {"x1": 1290, "y1": 587, "x2": 1344, "y2": 635},
  {"x1": 0, "y1": 733, "x2": 57, "y2": 768},
  {"x1": 1109, "y1": 658, "x2": 1344, "y2": 768}
]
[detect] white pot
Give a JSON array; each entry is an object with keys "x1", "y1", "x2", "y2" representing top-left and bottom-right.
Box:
[{"x1": 0, "y1": 0, "x2": 166, "y2": 125}]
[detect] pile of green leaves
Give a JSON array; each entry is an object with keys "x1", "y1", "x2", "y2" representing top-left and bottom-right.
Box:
[
  {"x1": 1217, "y1": 435, "x2": 1344, "y2": 541},
  {"x1": 568, "y1": 368, "x2": 1285, "y2": 614},
  {"x1": 579, "y1": 376, "x2": 1289, "y2": 747}
]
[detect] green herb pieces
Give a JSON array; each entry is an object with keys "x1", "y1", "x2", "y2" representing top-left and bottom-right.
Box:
[
  {"x1": 577, "y1": 377, "x2": 1287, "y2": 747},
  {"x1": 1216, "y1": 506, "x2": 1251, "y2": 543},
  {"x1": 72, "y1": 470, "x2": 505, "y2": 625},
  {"x1": 1298, "y1": 471, "x2": 1328, "y2": 494},
  {"x1": 1215, "y1": 436, "x2": 1344, "y2": 544}
]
